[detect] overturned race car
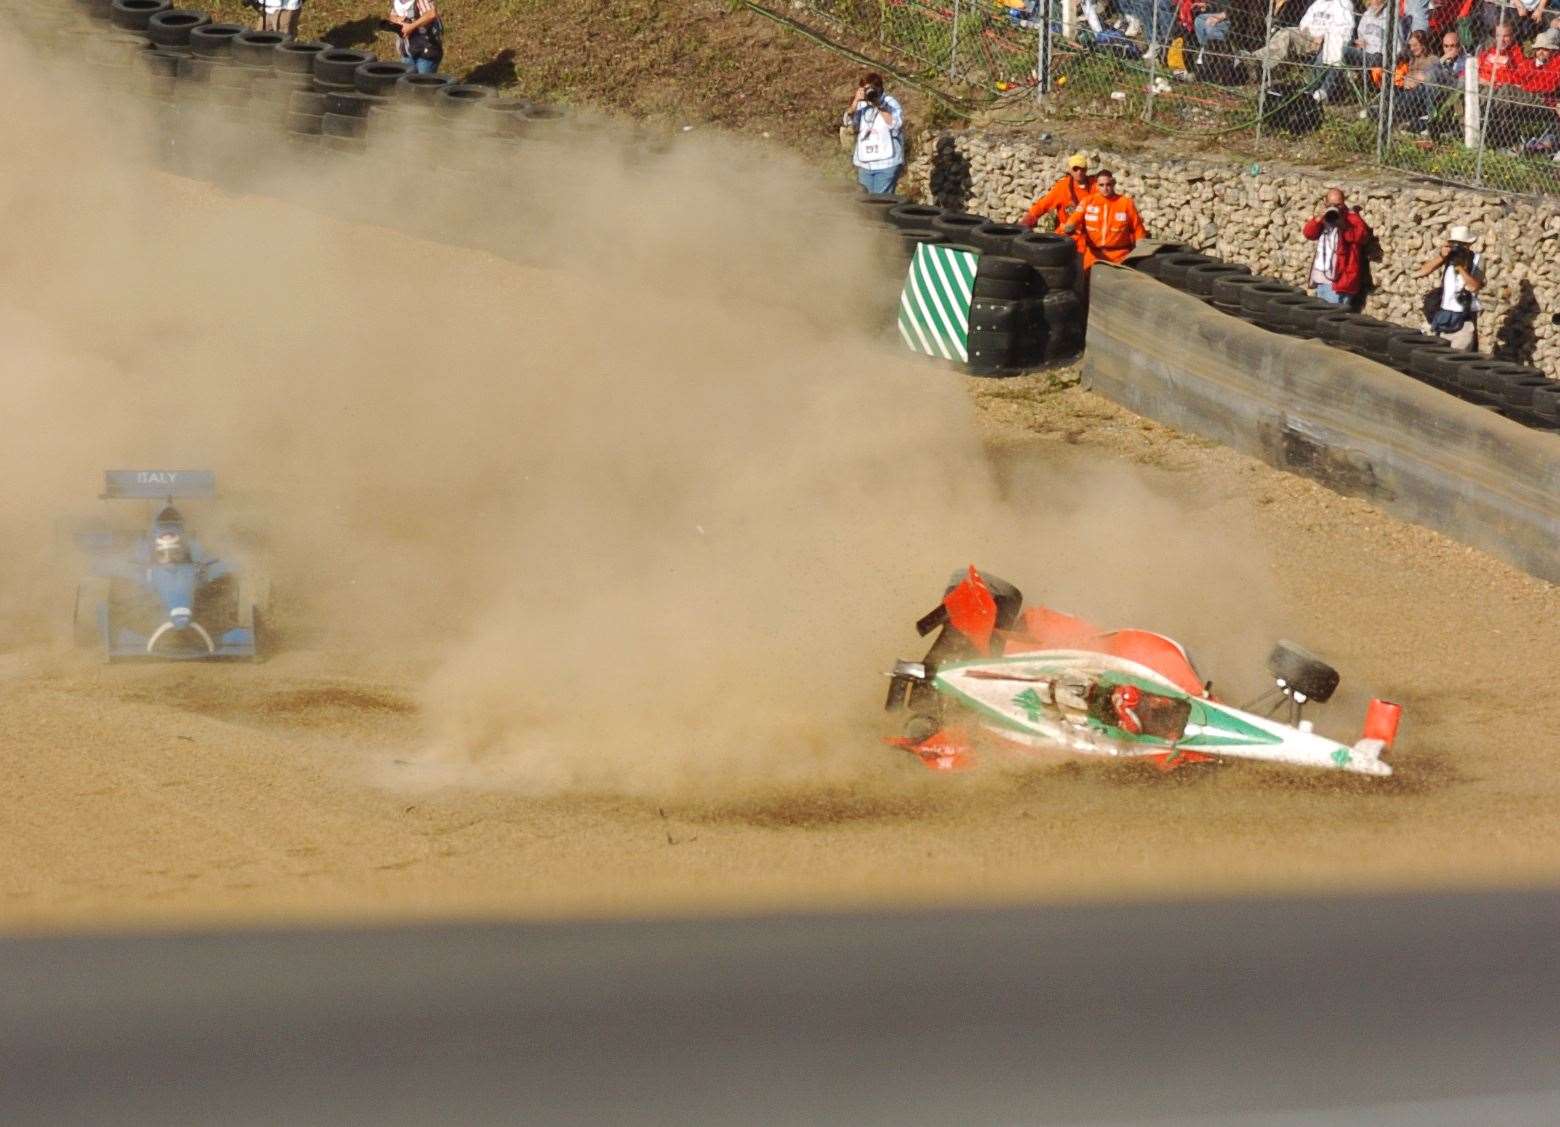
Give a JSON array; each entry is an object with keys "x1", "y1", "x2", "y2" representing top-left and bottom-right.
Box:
[
  {"x1": 71, "y1": 470, "x2": 269, "y2": 661},
  {"x1": 884, "y1": 567, "x2": 1401, "y2": 778}
]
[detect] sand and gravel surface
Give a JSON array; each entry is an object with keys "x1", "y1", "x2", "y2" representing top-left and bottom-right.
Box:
[
  {"x1": 1, "y1": 63, "x2": 1556, "y2": 933},
  {"x1": 4, "y1": 364, "x2": 1556, "y2": 934}
]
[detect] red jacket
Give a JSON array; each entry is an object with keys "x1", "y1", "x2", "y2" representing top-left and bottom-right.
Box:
[
  {"x1": 1301, "y1": 209, "x2": 1370, "y2": 296},
  {"x1": 1477, "y1": 43, "x2": 1528, "y2": 86},
  {"x1": 1520, "y1": 56, "x2": 1560, "y2": 98}
]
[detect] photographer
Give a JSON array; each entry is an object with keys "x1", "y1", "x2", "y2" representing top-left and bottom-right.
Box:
[
  {"x1": 843, "y1": 73, "x2": 904, "y2": 195},
  {"x1": 1417, "y1": 225, "x2": 1485, "y2": 351},
  {"x1": 1301, "y1": 187, "x2": 1370, "y2": 308},
  {"x1": 388, "y1": 0, "x2": 443, "y2": 75}
]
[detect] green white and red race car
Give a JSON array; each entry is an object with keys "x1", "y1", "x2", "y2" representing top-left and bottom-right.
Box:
[{"x1": 884, "y1": 568, "x2": 1400, "y2": 777}]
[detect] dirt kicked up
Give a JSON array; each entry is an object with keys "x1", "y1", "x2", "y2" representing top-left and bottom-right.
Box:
[{"x1": 1, "y1": 45, "x2": 1557, "y2": 933}]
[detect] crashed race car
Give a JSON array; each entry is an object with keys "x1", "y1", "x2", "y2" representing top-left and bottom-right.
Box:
[
  {"x1": 884, "y1": 567, "x2": 1400, "y2": 777},
  {"x1": 72, "y1": 470, "x2": 269, "y2": 661}
]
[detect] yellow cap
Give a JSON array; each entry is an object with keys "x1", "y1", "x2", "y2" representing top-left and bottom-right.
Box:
[{"x1": 1067, "y1": 152, "x2": 1090, "y2": 169}]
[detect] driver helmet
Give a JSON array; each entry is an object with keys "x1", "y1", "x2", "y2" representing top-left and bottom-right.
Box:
[
  {"x1": 153, "y1": 530, "x2": 189, "y2": 564},
  {"x1": 1110, "y1": 684, "x2": 1144, "y2": 735}
]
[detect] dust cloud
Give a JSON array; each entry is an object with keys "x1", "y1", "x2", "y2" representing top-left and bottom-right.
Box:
[{"x1": 0, "y1": 32, "x2": 1286, "y2": 796}]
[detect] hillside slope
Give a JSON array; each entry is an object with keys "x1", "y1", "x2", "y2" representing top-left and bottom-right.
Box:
[{"x1": 206, "y1": 0, "x2": 928, "y2": 160}]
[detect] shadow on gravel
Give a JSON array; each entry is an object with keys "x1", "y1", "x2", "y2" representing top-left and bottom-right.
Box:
[{"x1": 683, "y1": 789, "x2": 943, "y2": 829}]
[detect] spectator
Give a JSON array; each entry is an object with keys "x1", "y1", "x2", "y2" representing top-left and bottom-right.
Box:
[
  {"x1": 1184, "y1": 0, "x2": 1232, "y2": 49},
  {"x1": 261, "y1": 0, "x2": 301, "y2": 38},
  {"x1": 843, "y1": 73, "x2": 905, "y2": 195},
  {"x1": 1058, "y1": 170, "x2": 1148, "y2": 271},
  {"x1": 1403, "y1": 0, "x2": 1431, "y2": 35},
  {"x1": 1321, "y1": 0, "x2": 1390, "y2": 100},
  {"x1": 1476, "y1": 20, "x2": 1527, "y2": 85},
  {"x1": 1251, "y1": 0, "x2": 1356, "y2": 94},
  {"x1": 1506, "y1": 27, "x2": 1560, "y2": 149},
  {"x1": 1476, "y1": 0, "x2": 1546, "y2": 37},
  {"x1": 1302, "y1": 187, "x2": 1370, "y2": 307},
  {"x1": 1434, "y1": 27, "x2": 1468, "y2": 84},
  {"x1": 1417, "y1": 224, "x2": 1485, "y2": 351},
  {"x1": 1018, "y1": 153, "x2": 1096, "y2": 231},
  {"x1": 1510, "y1": 0, "x2": 1550, "y2": 40},
  {"x1": 389, "y1": 0, "x2": 443, "y2": 74},
  {"x1": 1393, "y1": 29, "x2": 1443, "y2": 131},
  {"x1": 1118, "y1": 0, "x2": 1177, "y2": 46}
]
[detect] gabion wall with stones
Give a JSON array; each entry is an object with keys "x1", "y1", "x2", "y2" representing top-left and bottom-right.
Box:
[{"x1": 906, "y1": 132, "x2": 1559, "y2": 377}]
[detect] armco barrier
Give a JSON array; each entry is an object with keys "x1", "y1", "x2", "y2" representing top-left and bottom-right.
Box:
[{"x1": 1082, "y1": 267, "x2": 1560, "y2": 584}]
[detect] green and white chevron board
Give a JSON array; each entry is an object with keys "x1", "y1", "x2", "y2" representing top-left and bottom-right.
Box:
[{"x1": 898, "y1": 243, "x2": 978, "y2": 363}]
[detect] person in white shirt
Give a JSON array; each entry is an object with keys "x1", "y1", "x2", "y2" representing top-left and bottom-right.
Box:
[
  {"x1": 1417, "y1": 224, "x2": 1485, "y2": 352},
  {"x1": 1253, "y1": 0, "x2": 1357, "y2": 79},
  {"x1": 1320, "y1": 0, "x2": 1387, "y2": 101},
  {"x1": 843, "y1": 72, "x2": 905, "y2": 195}
]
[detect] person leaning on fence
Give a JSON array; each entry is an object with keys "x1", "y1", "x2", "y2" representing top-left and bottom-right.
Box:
[
  {"x1": 1302, "y1": 188, "x2": 1370, "y2": 308},
  {"x1": 1057, "y1": 171, "x2": 1148, "y2": 271},
  {"x1": 1417, "y1": 225, "x2": 1485, "y2": 351},
  {"x1": 1018, "y1": 153, "x2": 1095, "y2": 231},
  {"x1": 843, "y1": 73, "x2": 905, "y2": 195},
  {"x1": 1249, "y1": 0, "x2": 1356, "y2": 97}
]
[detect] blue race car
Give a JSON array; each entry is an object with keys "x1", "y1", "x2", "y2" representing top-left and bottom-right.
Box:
[{"x1": 73, "y1": 470, "x2": 269, "y2": 661}]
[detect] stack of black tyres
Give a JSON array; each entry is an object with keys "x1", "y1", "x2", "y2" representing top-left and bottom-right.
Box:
[
  {"x1": 879, "y1": 209, "x2": 1083, "y2": 373},
  {"x1": 886, "y1": 202, "x2": 946, "y2": 263},
  {"x1": 1011, "y1": 231, "x2": 1085, "y2": 362}
]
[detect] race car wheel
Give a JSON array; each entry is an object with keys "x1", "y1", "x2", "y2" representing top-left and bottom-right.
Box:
[{"x1": 1266, "y1": 641, "x2": 1339, "y2": 704}]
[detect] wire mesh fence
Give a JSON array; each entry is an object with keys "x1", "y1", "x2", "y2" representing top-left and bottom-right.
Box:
[{"x1": 756, "y1": 0, "x2": 1560, "y2": 198}]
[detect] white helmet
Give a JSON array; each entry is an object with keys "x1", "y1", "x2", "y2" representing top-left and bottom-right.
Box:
[{"x1": 153, "y1": 531, "x2": 188, "y2": 564}]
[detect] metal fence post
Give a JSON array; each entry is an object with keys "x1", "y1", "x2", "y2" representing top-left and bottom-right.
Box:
[
  {"x1": 950, "y1": 0, "x2": 961, "y2": 81},
  {"x1": 1144, "y1": 0, "x2": 1160, "y2": 122},
  {"x1": 1040, "y1": 0, "x2": 1054, "y2": 97},
  {"x1": 1256, "y1": 2, "x2": 1275, "y2": 142},
  {"x1": 1475, "y1": 67, "x2": 1497, "y2": 187},
  {"x1": 1376, "y1": 10, "x2": 1399, "y2": 162}
]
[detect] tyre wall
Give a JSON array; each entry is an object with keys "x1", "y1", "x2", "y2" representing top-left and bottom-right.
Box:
[
  {"x1": 1082, "y1": 266, "x2": 1560, "y2": 583},
  {"x1": 907, "y1": 130, "x2": 1560, "y2": 377}
]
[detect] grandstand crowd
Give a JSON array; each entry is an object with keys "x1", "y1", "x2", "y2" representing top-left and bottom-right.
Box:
[{"x1": 1016, "y1": 0, "x2": 1560, "y2": 152}]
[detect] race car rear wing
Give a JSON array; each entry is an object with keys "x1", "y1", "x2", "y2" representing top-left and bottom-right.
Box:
[{"x1": 100, "y1": 470, "x2": 217, "y2": 499}]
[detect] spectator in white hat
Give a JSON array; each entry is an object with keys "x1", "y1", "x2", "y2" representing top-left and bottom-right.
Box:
[{"x1": 1416, "y1": 225, "x2": 1484, "y2": 351}]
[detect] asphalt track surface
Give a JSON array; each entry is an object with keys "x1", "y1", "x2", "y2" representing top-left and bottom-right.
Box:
[{"x1": 4, "y1": 890, "x2": 1557, "y2": 1126}]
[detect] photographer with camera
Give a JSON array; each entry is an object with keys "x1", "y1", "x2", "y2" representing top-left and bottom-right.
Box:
[
  {"x1": 843, "y1": 73, "x2": 904, "y2": 195},
  {"x1": 1302, "y1": 187, "x2": 1371, "y2": 308},
  {"x1": 388, "y1": 0, "x2": 443, "y2": 75},
  {"x1": 1417, "y1": 225, "x2": 1485, "y2": 352}
]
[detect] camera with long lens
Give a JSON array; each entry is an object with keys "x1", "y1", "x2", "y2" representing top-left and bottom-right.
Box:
[
  {"x1": 1323, "y1": 206, "x2": 1341, "y2": 225},
  {"x1": 862, "y1": 85, "x2": 883, "y2": 106}
]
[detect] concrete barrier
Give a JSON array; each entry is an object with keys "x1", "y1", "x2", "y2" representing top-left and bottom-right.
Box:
[{"x1": 1081, "y1": 266, "x2": 1560, "y2": 583}]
